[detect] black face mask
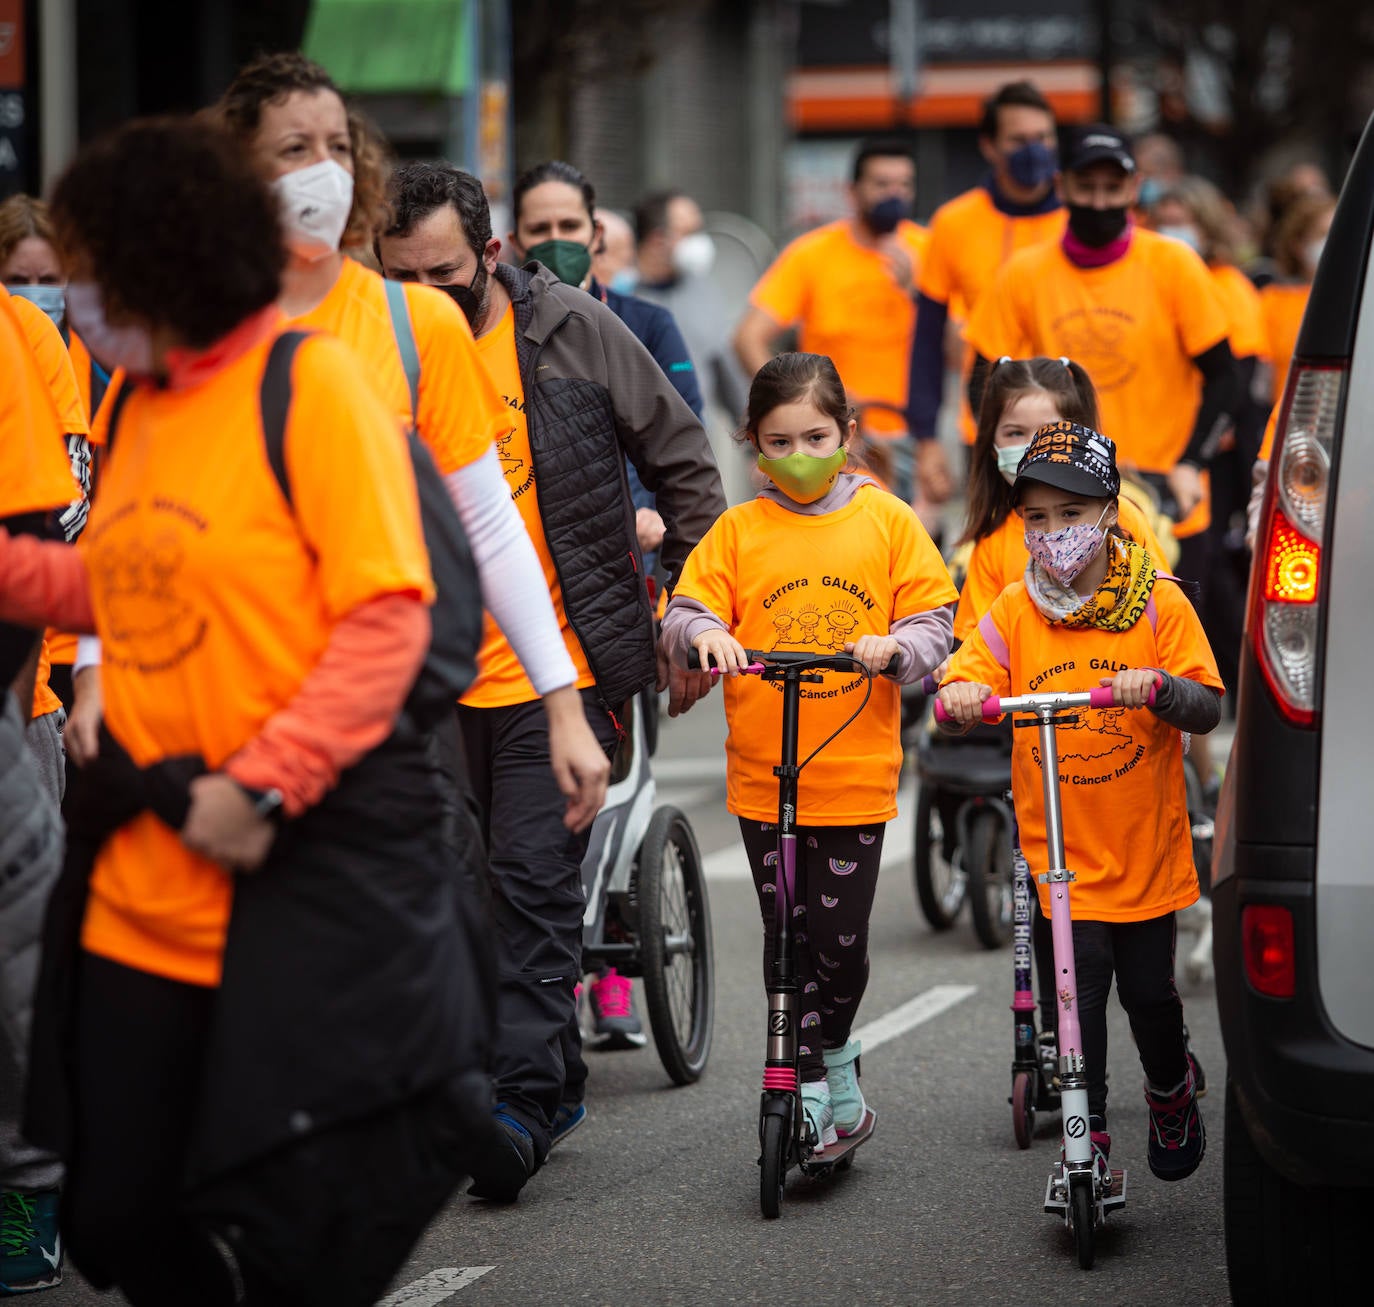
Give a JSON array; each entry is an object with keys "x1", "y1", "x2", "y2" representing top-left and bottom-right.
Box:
[
  {"x1": 1066, "y1": 203, "x2": 1129, "y2": 248},
  {"x1": 862, "y1": 195, "x2": 910, "y2": 236},
  {"x1": 437, "y1": 259, "x2": 489, "y2": 331}
]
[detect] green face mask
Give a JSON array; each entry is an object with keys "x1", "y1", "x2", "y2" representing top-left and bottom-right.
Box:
[
  {"x1": 525, "y1": 238, "x2": 593, "y2": 287},
  {"x1": 756, "y1": 447, "x2": 848, "y2": 505}
]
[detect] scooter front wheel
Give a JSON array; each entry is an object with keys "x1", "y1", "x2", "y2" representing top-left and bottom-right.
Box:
[
  {"x1": 1012, "y1": 1070, "x2": 1036, "y2": 1150},
  {"x1": 759, "y1": 1112, "x2": 788, "y2": 1219},
  {"x1": 1071, "y1": 1179, "x2": 1095, "y2": 1269}
]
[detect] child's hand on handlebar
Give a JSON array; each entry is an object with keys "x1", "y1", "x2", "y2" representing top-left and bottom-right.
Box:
[
  {"x1": 692, "y1": 630, "x2": 750, "y2": 677},
  {"x1": 1101, "y1": 668, "x2": 1162, "y2": 709},
  {"x1": 937, "y1": 681, "x2": 993, "y2": 730},
  {"x1": 844, "y1": 635, "x2": 900, "y2": 676}
]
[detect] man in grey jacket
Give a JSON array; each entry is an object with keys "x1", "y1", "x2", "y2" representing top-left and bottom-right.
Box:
[{"x1": 379, "y1": 163, "x2": 725, "y2": 1199}]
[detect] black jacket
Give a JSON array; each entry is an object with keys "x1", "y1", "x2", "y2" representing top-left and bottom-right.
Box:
[
  {"x1": 26, "y1": 724, "x2": 498, "y2": 1191},
  {"x1": 494, "y1": 262, "x2": 725, "y2": 709}
]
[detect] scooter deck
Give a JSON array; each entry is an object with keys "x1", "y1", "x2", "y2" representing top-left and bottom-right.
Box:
[
  {"x1": 799, "y1": 1108, "x2": 876, "y2": 1175},
  {"x1": 1043, "y1": 1168, "x2": 1127, "y2": 1215}
]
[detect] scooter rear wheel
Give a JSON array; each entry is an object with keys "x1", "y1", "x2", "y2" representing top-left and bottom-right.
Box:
[
  {"x1": 1071, "y1": 1180, "x2": 1095, "y2": 1269},
  {"x1": 967, "y1": 807, "x2": 1014, "y2": 950},
  {"x1": 760, "y1": 1112, "x2": 787, "y2": 1219},
  {"x1": 1012, "y1": 1070, "x2": 1036, "y2": 1150},
  {"x1": 914, "y1": 785, "x2": 965, "y2": 930}
]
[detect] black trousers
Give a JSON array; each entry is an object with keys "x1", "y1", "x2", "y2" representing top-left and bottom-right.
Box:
[
  {"x1": 739, "y1": 819, "x2": 884, "y2": 1082},
  {"x1": 457, "y1": 690, "x2": 619, "y2": 1160},
  {"x1": 65, "y1": 952, "x2": 475, "y2": 1307},
  {"x1": 1069, "y1": 913, "x2": 1188, "y2": 1120}
]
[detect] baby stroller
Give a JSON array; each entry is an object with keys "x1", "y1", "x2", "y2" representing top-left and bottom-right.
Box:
[{"x1": 579, "y1": 688, "x2": 715, "y2": 1084}]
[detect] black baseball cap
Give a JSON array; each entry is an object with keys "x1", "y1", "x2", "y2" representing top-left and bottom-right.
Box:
[
  {"x1": 1061, "y1": 123, "x2": 1135, "y2": 174},
  {"x1": 1014, "y1": 421, "x2": 1121, "y2": 501}
]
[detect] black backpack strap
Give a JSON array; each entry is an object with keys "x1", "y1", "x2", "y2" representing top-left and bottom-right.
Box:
[
  {"x1": 100, "y1": 376, "x2": 136, "y2": 457},
  {"x1": 383, "y1": 278, "x2": 421, "y2": 425},
  {"x1": 258, "y1": 330, "x2": 312, "y2": 506}
]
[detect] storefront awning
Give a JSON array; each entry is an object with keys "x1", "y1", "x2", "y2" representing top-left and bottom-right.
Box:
[{"x1": 303, "y1": 0, "x2": 472, "y2": 97}]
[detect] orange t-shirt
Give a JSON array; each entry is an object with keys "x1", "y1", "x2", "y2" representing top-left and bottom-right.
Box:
[
  {"x1": 1258, "y1": 405, "x2": 1279, "y2": 463},
  {"x1": 460, "y1": 305, "x2": 595, "y2": 708},
  {"x1": 1259, "y1": 282, "x2": 1310, "y2": 409},
  {"x1": 0, "y1": 293, "x2": 84, "y2": 714},
  {"x1": 749, "y1": 219, "x2": 929, "y2": 435},
  {"x1": 78, "y1": 331, "x2": 433, "y2": 987},
  {"x1": 291, "y1": 256, "x2": 506, "y2": 476},
  {"x1": 674, "y1": 481, "x2": 957, "y2": 823},
  {"x1": 1211, "y1": 264, "x2": 1266, "y2": 361},
  {"x1": 6, "y1": 290, "x2": 88, "y2": 439},
  {"x1": 953, "y1": 497, "x2": 1171, "y2": 642},
  {"x1": 919, "y1": 189, "x2": 1066, "y2": 443},
  {"x1": 966, "y1": 230, "x2": 1230, "y2": 475},
  {"x1": 945, "y1": 577, "x2": 1222, "y2": 921}
]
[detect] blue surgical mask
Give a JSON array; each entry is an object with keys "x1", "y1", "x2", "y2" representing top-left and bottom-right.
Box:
[
  {"x1": 1158, "y1": 224, "x2": 1203, "y2": 256},
  {"x1": 1138, "y1": 178, "x2": 1164, "y2": 209},
  {"x1": 1006, "y1": 142, "x2": 1056, "y2": 190},
  {"x1": 7, "y1": 283, "x2": 66, "y2": 328},
  {"x1": 995, "y1": 442, "x2": 1029, "y2": 485},
  {"x1": 608, "y1": 268, "x2": 640, "y2": 295}
]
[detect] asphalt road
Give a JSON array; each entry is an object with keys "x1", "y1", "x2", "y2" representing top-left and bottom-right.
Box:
[{"x1": 44, "y1": 692, "x2": 1234, "y2": 1306}]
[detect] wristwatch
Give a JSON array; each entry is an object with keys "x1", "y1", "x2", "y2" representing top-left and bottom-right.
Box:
[{"x1": 235, "y1": 782, "x2": 286, "y2": 824}]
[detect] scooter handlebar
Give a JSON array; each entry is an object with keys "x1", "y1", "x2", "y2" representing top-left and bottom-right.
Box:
[
  {"x1": 688, "y1": 648, "x2": 900, "y2": 678},
  {"x1": 932, "y1": 682, "x2": 1157, "y2": 724}
]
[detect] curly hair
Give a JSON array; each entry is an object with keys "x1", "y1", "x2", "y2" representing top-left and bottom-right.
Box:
[
  {"x1": 50, "y1": 118, "x2": 283, "y2": 348},
  {"x1": 0, "y1": 194, "x2": 62, "y2": 273},
  {"x1": 386, "y1": 162, "x2": 492, "y2": 255},
  {"x1": 218, "y1": 51, "x2": 392, "y2": 252}
]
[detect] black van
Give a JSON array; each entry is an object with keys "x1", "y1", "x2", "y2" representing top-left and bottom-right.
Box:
[{"x1": 1213, "y1": 114, "x2": 1374, "y2": 1300}]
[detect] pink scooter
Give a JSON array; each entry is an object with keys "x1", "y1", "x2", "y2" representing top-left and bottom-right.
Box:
[{"x1": 936, "y1": 684, "x2": 1153, "y2": 1269}]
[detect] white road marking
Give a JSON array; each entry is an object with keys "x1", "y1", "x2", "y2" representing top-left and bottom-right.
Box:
[
  {"x1": 851, "y1": 983, "x2": 978, "y2": 1053},
  {"x1": 378, "y1": 1266, "x2": 494, "y2": 1306},
  {"x1": 703, "y1": 793, "x2": 914, "y2": 882}
]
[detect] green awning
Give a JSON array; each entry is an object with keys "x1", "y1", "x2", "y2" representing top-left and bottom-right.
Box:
[{"x1": 303, "y1": 0, "x2": 472, "y2": 96}]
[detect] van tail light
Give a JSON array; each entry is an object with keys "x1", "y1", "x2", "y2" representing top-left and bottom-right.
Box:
[
  {"x1": 1250, "y1": 363, "x2": 1345, "y2": 726},
  {"x1": 1242, "y1": 904, "x2": 1296, "y2": 998}
]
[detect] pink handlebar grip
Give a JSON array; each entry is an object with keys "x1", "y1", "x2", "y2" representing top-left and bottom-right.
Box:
[{"x1": 1089, "y1": 682, "x2": 1159, "y2": 708}]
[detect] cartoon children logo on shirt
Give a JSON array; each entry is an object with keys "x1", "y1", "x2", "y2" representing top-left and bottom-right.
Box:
[
  {"x1": 89, "y1": 514, "x2": 208, "y2": 673},
  {"x1": 496, "y1": 429, "x2": 534, "y2": 499},
  {"x1": 1051, "y1": 307, "x2": 1138, "y2": 392},
  {"x1": 768, "y1": 598, "x2": 862, "y2": 653}
]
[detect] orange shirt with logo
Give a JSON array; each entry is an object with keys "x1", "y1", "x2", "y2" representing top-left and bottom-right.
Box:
[
  {"x1": 460, "y1": 304, "x2": 595, "y2": 708},
  {"x1": 79, "y1": 331, "x2": 433, "y2": 987},
  {"x1": 674, "y1": 482, "x2": 957, "y2": 823},
  {"x1": 919, "y1": 189, "x2": 1066, "y2": 443},
  {"x1": 966, "y1": 230, "x2": 1230, "y2": 475},
  {"x1": 749, "y1": 219, "x2": 929, "y2": 435},
  {"x1": 945, "y1": 579, "x2": 1222, "y2": 921},
  {"x1": 953, "y1": 497, "x2": 1171, "y2": 642},
  {"x1": 1259, "y1": 282, "x2": 1311, "y2": 409}
]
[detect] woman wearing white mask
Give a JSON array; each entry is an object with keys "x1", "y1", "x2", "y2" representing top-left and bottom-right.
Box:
[{"x1": 75, "y1": 54, "x2": 611, "y2": 832}]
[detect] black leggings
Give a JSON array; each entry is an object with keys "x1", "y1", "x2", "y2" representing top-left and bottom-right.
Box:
[
  {"x1": 1067, "y1": 914, "x2": 1188, "y2": 1119},
  {"x1": 739, "y1": 819, "x2": 883, "y2": 1082}
]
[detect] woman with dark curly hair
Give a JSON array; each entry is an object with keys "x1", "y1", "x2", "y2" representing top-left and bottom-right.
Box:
[{"x1": 0, "y1": 117, "x2": 500, "y2": 1306}]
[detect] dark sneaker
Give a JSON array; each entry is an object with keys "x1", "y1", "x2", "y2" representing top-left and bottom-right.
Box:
[
  {"x1": 587, "y1": 968, "x2": 647, "y2": 1050},
  {"x1": 550, "y1": 1101, "x2": 587, "y2": 1147},
  {"x1": 0, "y1": 1188, "x2": 63, "y2": 1294},
  {"x1": 1145, "y1": 1065, "x2": 1206, "y2": 1181},
  {"x1": 1183, "y1": 1026, "x2": 1207, "y2": 1098},
  {"x1": 468, "y1": 1108, "x2": 535, "y2": 1202}
]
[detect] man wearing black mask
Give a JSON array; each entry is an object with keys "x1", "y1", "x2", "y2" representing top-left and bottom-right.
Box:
[
  {"x1": 966, "y1": 123, "x2": 1238, "y2": 586},
  {"x1": 734, "y1": 138, "x2": 934, "y2": 508}
]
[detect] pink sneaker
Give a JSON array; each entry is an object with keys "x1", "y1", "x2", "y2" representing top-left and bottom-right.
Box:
[{"x1": 587, "y1": 968, "x2": 646, "y2": 1050}]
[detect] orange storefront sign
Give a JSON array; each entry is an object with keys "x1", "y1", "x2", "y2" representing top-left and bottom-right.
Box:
[{"x1": 788, "y1": 61, "x2": 1101, "y2": 132}]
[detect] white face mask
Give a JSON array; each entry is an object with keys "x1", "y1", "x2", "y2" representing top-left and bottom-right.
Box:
[
  {"x1": 1157, "y1": 224, "x2": 1203, "y2": 256},
  {"x1": 995, "y1": 442, "x2": 1029, "y2": 485},
  {"x1": 65, "y1": 281, "x2": 155, "y2": 376},
  {"x1": 672, "y1": 231, "x2": 715, "y2": 279},
  {"x1": 273, "y1": 159, "x2": 354, "y2": 261},
  {"x1": 1305, "y1": 237, "x2": 1327, "y2": 275}
]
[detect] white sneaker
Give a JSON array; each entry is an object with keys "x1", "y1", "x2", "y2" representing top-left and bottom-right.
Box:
[{"x1": 800, "y1": 1080, "x2": 838, "y2": 1148}]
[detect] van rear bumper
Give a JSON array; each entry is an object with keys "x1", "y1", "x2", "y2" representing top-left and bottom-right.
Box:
[{"x1": 1213, "y1": 852, "x2": 1374, "y2": 1187}]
